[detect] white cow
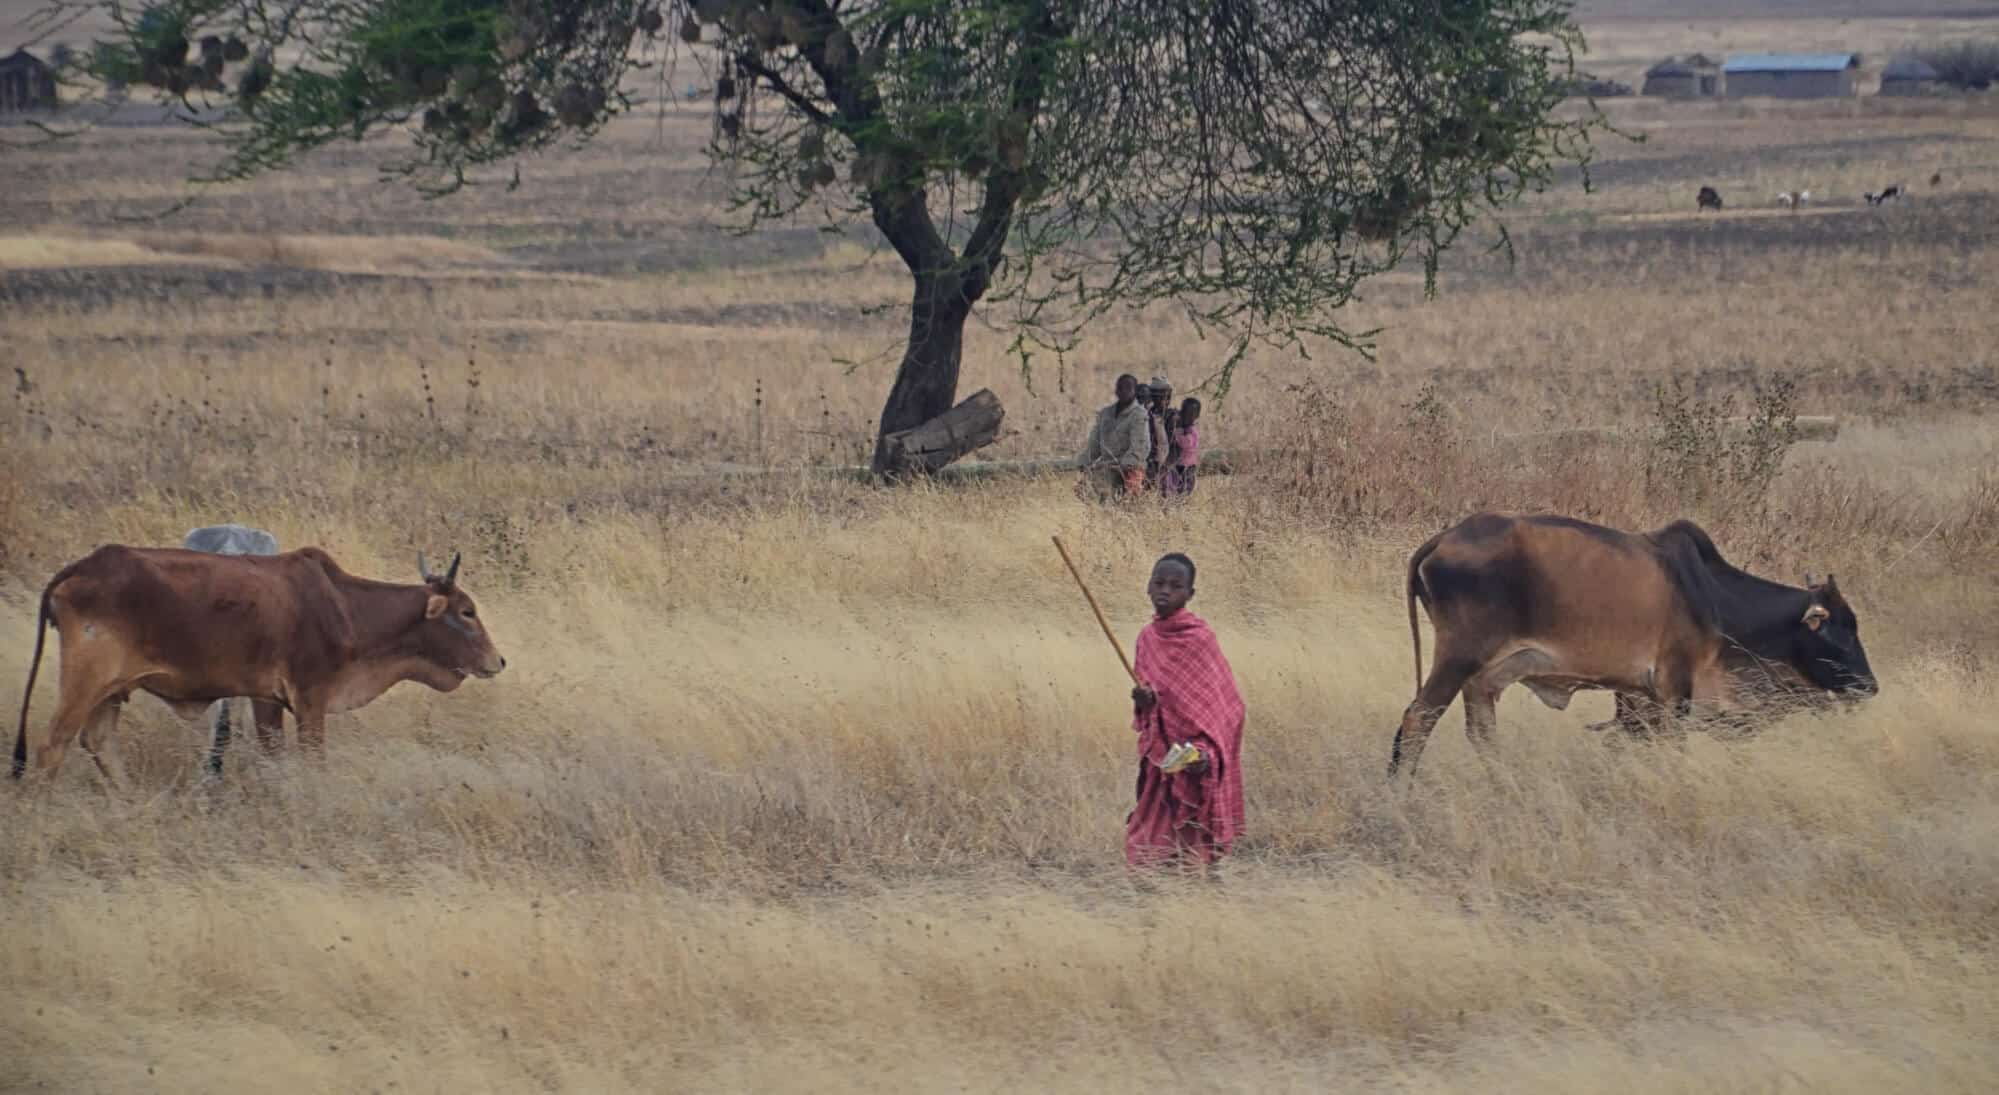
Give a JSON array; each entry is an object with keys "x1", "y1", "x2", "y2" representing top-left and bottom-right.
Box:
[
  {"x1": 181, "y1": 523, "x2": 285, "y2": 775},
  {"x1": 183, "y1": 522, "x2": 278, "y2": 556}
]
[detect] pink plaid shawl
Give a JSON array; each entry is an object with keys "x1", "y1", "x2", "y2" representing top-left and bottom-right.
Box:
[
  {"x1": 1127, "y1": 609, "x2": 1246, "y2": 862},
  {"x1": 1173, "y1": 423, "x2": 1199, "y2": 468}
]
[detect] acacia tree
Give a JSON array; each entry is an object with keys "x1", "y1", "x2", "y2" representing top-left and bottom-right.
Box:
[{"x1": 49, "y1": 0, "x2": 1604, "y2": 475}]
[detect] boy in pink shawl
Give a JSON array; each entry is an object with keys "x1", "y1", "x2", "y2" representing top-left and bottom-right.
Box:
[{"x1": 1126, "y1": 553, "x2": 1247, "y2": 872}]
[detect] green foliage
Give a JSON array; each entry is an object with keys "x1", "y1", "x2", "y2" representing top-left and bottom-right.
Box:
[
  {"x1": 86, "y1": 39, "x2": 140, "y2": 91},
  {"x1": 65, "y1": 0, "x2": 653, "y2": 189}
]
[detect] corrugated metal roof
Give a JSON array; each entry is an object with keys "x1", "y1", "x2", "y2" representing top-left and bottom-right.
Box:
[{"x1": 1723, "y1": 53, "x2": 1857, "y2": 73}]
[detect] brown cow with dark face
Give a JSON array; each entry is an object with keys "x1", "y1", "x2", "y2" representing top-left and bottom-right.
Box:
[
  {"x1": 13, "y1": 545, "x2": 505, "y2": 783},
  {"x1": 1388, "y1": 512, "x2": 1876, "y2": 778}
]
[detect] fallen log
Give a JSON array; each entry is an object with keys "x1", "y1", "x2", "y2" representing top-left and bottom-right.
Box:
[
  {"x1": 936, "y1": 451, "x2": 1253, "y2": 481},
  {"x1": 875, "y1": 388, "x2": 1006, "y2": 478}
]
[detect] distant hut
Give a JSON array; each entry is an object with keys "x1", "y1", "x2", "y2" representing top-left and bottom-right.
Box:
[
  {"x1": 1683, "y1": 54, "x2": 1722, "y2": 96},
  {"x1": 0, "y1": 48, "x2": 58, "y2": 113},
  {"x1": 1642, "y1": 59, "x2": 1699, "y2": 98},
  {"x1": 1722, "y1": 53, "x2": 1860, "y2": 99},
  {"x1": 1878, "y1": 56, "x2": 1941, "y2": 97},
  {"x1": 1642, "y1": 55, "x2": 1720, "y2": 98}
]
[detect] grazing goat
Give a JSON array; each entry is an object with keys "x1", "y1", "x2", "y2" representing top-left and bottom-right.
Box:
[
  {"x1": 1865, "y1": 185, "x2": 1904, "y2": 206},
  {"x1": 1697, "y1": 185, "x2": 1723, "y2": 212}
]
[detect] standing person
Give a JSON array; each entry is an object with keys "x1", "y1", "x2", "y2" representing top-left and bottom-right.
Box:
[
  {"x1": 1126, "y1": 553, "x2": 1246, "y2": 874},
  {"x1": 1077, "y1": 373, "x2": 1151, "y2": 501},
  {"x1": 1143, "y1": 375, "x2": 1176, "y2": 491},
  {"x1": 1163, "y1": 397, "x2": 1201, "y2": 499}
]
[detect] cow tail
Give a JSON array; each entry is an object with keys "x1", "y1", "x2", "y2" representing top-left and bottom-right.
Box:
[
  {"x1": 12, "y1": 580, "x2": 56, "y2": 779},
  {"x1": 1405, "y1": 530, "x2": 1446, "y2": 696},
  {"x1": 13, "y1": 563, "x2": 76, "y2": 779}
]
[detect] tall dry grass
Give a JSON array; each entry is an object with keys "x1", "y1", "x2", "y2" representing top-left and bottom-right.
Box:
[
  {"x1": 3, "y1": 476, "x2": 1996, "y2": 1091},
  {"x1": 4, "y1": 431, "x2": 1996, "y2": 1091},
  {"x1": 4, "y1": 54, "x2": 1999, "y2": 1093}
]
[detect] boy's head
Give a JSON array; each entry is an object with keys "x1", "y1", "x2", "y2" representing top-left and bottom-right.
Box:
[
  {"x1": 1148, "y1": 553, "x2": 1197, "y2": 617},
  {"x1": 1179, "y1": 397, "x2": 1201, "y2": 426}
]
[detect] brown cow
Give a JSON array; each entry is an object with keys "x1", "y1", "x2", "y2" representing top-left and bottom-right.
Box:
[
  {"x1": 1388, "y1": 512, "x2": 1876, "y2": 778},
  {"x1": 13, "y1": 545, "x2": 505, "y2": 783}
]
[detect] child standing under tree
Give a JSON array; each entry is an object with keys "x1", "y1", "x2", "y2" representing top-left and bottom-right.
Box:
[
  {"x1": 1126, "y1": 553, "x2": 1246, "y2": 873},
  {"x1": 1163, "y1": 397, "x2": 1201, "y2": 498}
]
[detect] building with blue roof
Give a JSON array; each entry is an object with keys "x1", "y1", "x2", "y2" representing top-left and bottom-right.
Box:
[{"x1": 1723, "y1": 53, "x2": 1860, "y2": 99}]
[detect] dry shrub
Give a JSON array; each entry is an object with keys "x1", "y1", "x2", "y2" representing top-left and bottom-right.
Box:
[
  {"x1": 1233, "y1": 366, "x2": 1998, "y2": 637},
  {"x1": 1247, "y1": 375, "x2": 1496, "y2": 530},
  {"x1": 1906, "y1": 37, "x2": 1999, "y2": 90},
  {"x1": 1642, "y1": 372, "x2": 1800, "y2": 513},
  {"x1": 1246, "y1": 373, "x2": 1689, "y2": 536}
]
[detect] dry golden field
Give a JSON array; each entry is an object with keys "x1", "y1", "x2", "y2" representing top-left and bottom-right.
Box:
[{"x1": 5, "y1": 4, "x2": 1999, "y2": 1092}]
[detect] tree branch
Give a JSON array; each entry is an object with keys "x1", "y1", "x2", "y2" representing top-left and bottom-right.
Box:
[
  {"x1": 960, "y1": 0, "x2": 1065, "y2": 297},
  {"x1": 871, "y1": 186, "x2": 955, "y2": 283},
  {"x1": 732, "y1": 51, "x2": 835, "y2": 128},
  {"x1": 790, "y1": 0, "x2": 883, "y2": 132},
  {"x1": 774, "y1": 0, "x2": 953, "y2": 279}
]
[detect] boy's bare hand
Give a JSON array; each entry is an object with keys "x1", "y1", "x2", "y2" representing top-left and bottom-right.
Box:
[{"x1": 1132, "y1": 684, "x2": 1157, "y2": 712}]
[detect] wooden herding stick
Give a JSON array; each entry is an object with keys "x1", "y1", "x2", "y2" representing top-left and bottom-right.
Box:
[{"x1": 1051, "y1": 535, "x2": 1140, "y2": 685}]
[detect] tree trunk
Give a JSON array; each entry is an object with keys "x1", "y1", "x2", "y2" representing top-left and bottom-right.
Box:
[
  {"x1": 876, "y1": 388, "x2": 1006, "y2": 478},
  {"x1": 870, "y1": 272, "x2": 974, "y2": 476}
]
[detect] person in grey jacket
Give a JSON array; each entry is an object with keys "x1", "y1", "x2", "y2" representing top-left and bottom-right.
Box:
[{"x1": 1078, "y1": 373, "x2": 1151, "y2": 501}]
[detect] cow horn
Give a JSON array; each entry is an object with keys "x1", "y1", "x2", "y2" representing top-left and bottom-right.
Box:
[
  {"x1": 418, "y1": 551, "x2": 434, "y2": 582},
  {"x1": 444, "y1": 552, "x2": 461, "y2": 586}
]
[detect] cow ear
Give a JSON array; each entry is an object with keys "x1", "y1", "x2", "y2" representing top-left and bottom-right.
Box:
[
  {"x1": 425, "y1": 593, "x2": 448, "y2": 620},
  {"x1": 1802, "y1": 603, "x2": 1830, "y2": 631}
]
